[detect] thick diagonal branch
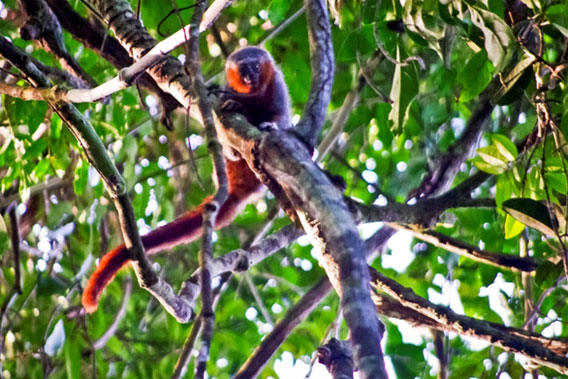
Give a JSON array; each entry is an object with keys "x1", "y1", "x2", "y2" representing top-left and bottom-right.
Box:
[{"x1": 215, "y1": 110, "x2": 387, "y2": 379}]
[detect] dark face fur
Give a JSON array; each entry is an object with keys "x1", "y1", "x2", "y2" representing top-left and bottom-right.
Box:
[
  {"x1": 226, "y1": 47, "x2": 272, "y2": 94},
  {"x1": 237, "y1": 59, "x2": 262, "y2": 86}
]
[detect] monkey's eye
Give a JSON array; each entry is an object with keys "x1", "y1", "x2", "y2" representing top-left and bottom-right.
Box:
[{"x1": 254, "y1": 63, "x2": 260, "y2": 71}]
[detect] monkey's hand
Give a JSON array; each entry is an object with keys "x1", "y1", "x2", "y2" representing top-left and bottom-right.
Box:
[
  {"x1": 221, "y1": 98, "x2": 245, "y2": 112},
  {"x1": 206, "y1": 83, "x2": 222, "y2": 96}
]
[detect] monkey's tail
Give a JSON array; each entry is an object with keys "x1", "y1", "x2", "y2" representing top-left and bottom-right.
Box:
[
  {"x1": 82, "y1": 242, "x2": 129, "y2": 313},
  {"x1": 80, "y1": 203, "x2": 205, "y2": 313},
  {"x1": 82, "y1": 161, "x2": 263, "y2": 313}
]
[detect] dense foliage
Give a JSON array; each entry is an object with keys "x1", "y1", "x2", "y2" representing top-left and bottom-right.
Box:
[{"x1": 1, "y1": 0, "x2": 568, "y2": 377}]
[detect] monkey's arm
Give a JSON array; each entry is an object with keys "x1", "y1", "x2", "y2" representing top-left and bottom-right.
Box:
[{"x1": 82, "y1": 160, "x2": 263, "y2": 313}]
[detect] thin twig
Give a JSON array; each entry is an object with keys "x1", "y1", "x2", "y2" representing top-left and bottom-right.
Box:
[
  {"x1": 258, "y1": 6, "x2": 305, "y2": 46},
  {"x1": 7, "y1": 202, "x2": 22, "y2": 294},
  {"x1": 92, "y1": 278, "x2": 132, "y2": 349},
  {"x1": 184, "y1": 1, "x2": 227, "y2": 376},
  {"x1": 387, "y1": 225, "x2": 539, "y2": 272},
  {"x1": 171, "y1": 272, "x2": 232, "y2": 379},
  {"x1": 245, "y1": 273, "x2": 273, "y2": 326}
]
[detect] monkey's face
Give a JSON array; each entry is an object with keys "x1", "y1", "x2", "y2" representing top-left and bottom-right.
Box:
[
  {"x1": 226, "y1": 47, "x2": 274, "y2": 94},
  {"x1": 237, "y1": 60, "x2": 262, "y2": 88}
]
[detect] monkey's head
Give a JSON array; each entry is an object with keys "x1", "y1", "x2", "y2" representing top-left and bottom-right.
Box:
[{"x1": 225, "y1": 47, "x2": 274, "y2": 94}]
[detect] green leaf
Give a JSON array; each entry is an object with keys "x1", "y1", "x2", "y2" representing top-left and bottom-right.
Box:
[
  {"x1": 546, "y1": 4, "x2": 568, "y2": 38},
  {"x1": 376, "y1": 103, "x2": 393, "y2": 147},
  {"x1": 64, "y1": 324, "x2": 81, "y2": 379},
  {"x1": 406, "y1": 29, "x2": 429, "y2": 48},
  {"x1": 504, "y1": 214, "x2": 524, "y2": 239},
  {"x1": 337, "y1": 25, "x2": 376, "y2": 62},
  {"x1": 496, "y1": 174, "x2": 514, "y2": 207},
  {"x1": 493, "y1": 55, "x2": 535, "y2": 105},
  {"x1": 468, "y1": 5, "x2": 515, "y2": 71},
  {"x1": 502, "y1": 198, "x2": 557, "y2": 236},
  {"x1": 476, "y1": 146, "x2": 508, "y2": 167},
  {"x1": 0, "y1": 213, "x2": 7, "y2": 234},
  {"x1": 488, "y1": 0, "x2": 505, "y2": 19},
  {"x1": 51, "y1": 147, "x2": 71, "y2": 178},
  {"x1": 121, "y1": 135, "x2": 138, "y2": 163},
  {"x1": 544, "y1": 156, "x2": 564, "y2": 172},
  {"x1": 457, "y1": 50, "x2": 493, "y2": 102},
  {"x1": 402, "y1": 0, "x2": 443, "y2": 57},
  {"x1": 472, "y1": 156, "x2": 506, "y2": 175},
  {"x1": 546, "y1": 172, "x2": 568, "y2": 194},
  {"x1": 535, "y1": 261, "x2": 563, "y2": 289},
  {"x1": 389, "y1": 45, "x2": 418, "y2": 132},
  {"x1": 74, "y1": 160, "x2": 89, "y2": 196},
  {"x1": 50, "y1": 114, "x2": 62, "y2": 139},
  {"x1": 5, "y1": 98, "x2": 48, "y2": 136},
  {"x1": 33, "y1": 159, "x2": 51, "y2": 178},
  {"x1": 491, "y1": 134, "x2": 517, "y2": 161},
  {"x1": 268, "y1": 0, "x2": 291, "y2": 25},
  {"x1": 22, "y1": 139, "x2": 47, "y2": 160},
  {"x1": 46, "y1": 201, "x2": 73, "y2": 228}
]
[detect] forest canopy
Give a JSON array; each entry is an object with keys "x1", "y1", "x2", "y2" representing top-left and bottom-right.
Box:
[{"x1": 1, "y1": 0, "x2": 568, "y2": 378}]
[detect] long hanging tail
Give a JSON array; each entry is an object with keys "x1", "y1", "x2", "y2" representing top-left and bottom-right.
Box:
[{"x1": 82, "y1": 160, "x2": 263, "y2": 313}]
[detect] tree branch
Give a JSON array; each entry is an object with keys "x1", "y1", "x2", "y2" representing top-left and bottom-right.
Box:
[
  {"x1": 179, "y1": 224, "x2": 304, "y2": 306},
  {"x1": 389, "y1": 226, "x2": 538, "y2": 272},
  {"x1": 44, "y1": 0, "x2": 180, "y2": 118},
  {"x1": 234, "y1": 225, "x2": 393, "y2": 378},
  {"x1": 235, "y1": 277, "x2": 332, "y2": 378},
  {"x1": 0, "y1": 37, "x2": 194, "y2": 322},
  {"x1": 184, "y1": 2, "x2": 226, "y2": 376},
  {"x1": 19, "y1": 0, "x2": 97, "y2": 87},
  {"x1": 91, "y1": 0, "x2": 192, "y2": 113},
  {"x1": 370, "y1": 267, "x2": 568, "y2": 374},
  {"x1": 215, "y1": 110, "x2": 388, "y2": 378},
  {"x1": 412, "y1": 96, "x2": 493, "y2": 198},
  {"x1": 295, "y1": 0, "x2": 335, "y2": 148}
]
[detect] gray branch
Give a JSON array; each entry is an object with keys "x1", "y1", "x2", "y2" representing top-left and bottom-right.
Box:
[
  {"x1": 215, "y1": 108, "x2": 387, "y2": 378},
  {"x1": 296, "y1": 0, "x2": 335, "y2": 148},
  {"x1": 370, "y1": 267, "x2": 568, "y2": 374}
]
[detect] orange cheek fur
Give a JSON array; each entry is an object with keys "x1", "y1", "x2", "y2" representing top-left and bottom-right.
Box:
[{"x1": 227, "y1": 67, "x2": 251, "y2": 94}]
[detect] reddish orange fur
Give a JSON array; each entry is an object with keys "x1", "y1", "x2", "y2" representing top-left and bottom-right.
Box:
[
  {"x1": 259, "y1": 60, "x2": 274, "y2": 91},
  {"x1": 82, "y1": 47, "x2": 288, "y2": 313},
  {"x1": 227, "y1": 67, "x2": 251, "y2": 94},
  {"x1": 82, "y1": 160, "x2": 262, "y2": 313}
]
